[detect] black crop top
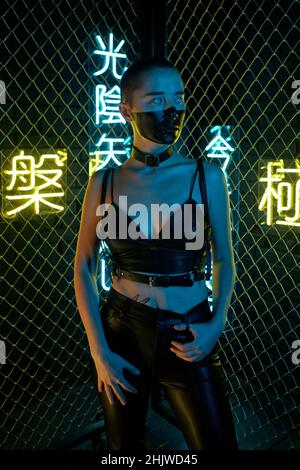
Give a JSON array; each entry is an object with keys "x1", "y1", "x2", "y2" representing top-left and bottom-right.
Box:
[{"x1": 99, "y1": 158, "x2": 212, "y2": 279}]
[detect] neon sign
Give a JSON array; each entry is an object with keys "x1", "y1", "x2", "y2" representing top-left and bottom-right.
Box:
[
  {"x1": 205, "y1": 125, "x2": 235, "y2": 287},
  {"x1": 1, "y1": 150, "x2": 67, "y2": 218},
  {"x1": 259, "y1": 160, "x2": 300, "y2": 227},
  {"x1": 93, "y1": 33, "x2": 127, "y2": 80},
  {"x1": 95, "y1": 85, "x2": 126, "y2": 125},
  {"x1": 89, "y1": 33, "x2": 129, "y2": 175},
  {"x1": 90, "y1": 32, "x2": 130, "y2": 290},
  {"x1": 205, "y1": 125, "x2": 234, "y2": 195}
]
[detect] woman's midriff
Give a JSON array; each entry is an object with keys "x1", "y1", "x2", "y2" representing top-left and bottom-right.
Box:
[{"x1": 110, "y1": 274, "x2": 209, "y2": 314}]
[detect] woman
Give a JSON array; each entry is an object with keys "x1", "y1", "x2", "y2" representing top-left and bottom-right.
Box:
[{"x1": 74, "y1": 57, "x2": 238, "y2": 450}]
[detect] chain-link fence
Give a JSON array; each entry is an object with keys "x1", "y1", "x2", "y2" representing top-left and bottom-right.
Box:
[
  {"x1": 0, "y1": 0, "x2": 140, "y2": 449},
  {"x1": 0, "y1": 0, "x2": 299, "y2": 450},
  {"x1": 166, "y1": 0, "x2": 300, "y2": 449}
]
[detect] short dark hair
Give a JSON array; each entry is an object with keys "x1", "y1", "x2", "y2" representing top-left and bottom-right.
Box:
[{"x1": 120, "y1": 56, "x2": 179, "y2": 105}]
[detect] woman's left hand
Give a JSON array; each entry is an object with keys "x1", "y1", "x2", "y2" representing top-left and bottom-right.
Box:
[{"x1": 170, "y1": 319, "x2": 224, "y2": 362}]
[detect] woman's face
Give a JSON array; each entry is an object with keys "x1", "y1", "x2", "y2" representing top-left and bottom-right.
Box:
[{"x1": 120, "y1": 67, "x2": 186, "y2": 145}]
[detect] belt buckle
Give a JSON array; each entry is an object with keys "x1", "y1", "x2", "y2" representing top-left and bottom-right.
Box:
[
  {"x1": 181, "y1": 272, "x2": 193, "y2": 286},
  {"x1": 157, "y1": 311, "x2": 181, "y2": 328}
]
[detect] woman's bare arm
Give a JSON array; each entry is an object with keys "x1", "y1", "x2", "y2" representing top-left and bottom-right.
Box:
[
  {"x1": 206, "y1": 163, "x2": 236, "y2": 329},
  {"x1": 74, "y1": 169, "x2": 110, "y2": 360}
]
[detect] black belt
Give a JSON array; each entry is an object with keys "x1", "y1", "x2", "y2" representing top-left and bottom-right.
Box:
[{"x1": 111, "y1": 264, "x2": 205, "y2": 286}]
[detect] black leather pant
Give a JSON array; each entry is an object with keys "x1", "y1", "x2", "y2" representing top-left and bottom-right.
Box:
[{"x1": 90, "y1": 287, "x2": 238, "y2": 450}]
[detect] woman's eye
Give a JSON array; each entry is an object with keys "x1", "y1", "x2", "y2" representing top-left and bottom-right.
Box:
[
  {"x1": 150, "y1": 96, "x2": 185, "y2": 104},
  {"x1": 151, "y1": 97, "x2": 162, "y2": 104}
]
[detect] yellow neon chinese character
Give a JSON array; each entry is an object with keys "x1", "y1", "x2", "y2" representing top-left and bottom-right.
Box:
[
  {"x1": 258, "y1": 160, "x2": 300, "y2": 226},
  {"x1": 3, "y1": 150, "x2": 67, "y2": 217}
]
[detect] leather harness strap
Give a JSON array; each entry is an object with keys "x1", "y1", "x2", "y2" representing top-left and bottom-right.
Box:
[
  {"x1": 99, "y1": 158, "x2": 212, "y2": 286},
  {"x1": 111, "y1": 264, "x2": 205, "y2": 286}
]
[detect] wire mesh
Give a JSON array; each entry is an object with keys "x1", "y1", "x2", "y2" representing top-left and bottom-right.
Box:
[
  {"x1": 166, "y1": 0, "x2": 300, "y2": 449},
  {"x1": 0, "y1": 0, "x2": 299, "y2": 451},
  {"x1": 0, "y1": 0, "x2": 140, "y2": 449}
]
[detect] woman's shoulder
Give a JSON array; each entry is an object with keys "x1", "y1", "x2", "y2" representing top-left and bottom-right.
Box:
[
  {"x1": 91, "y1": 166, "x2": 113, "y2": 183},
  {"x1": 84, "y1": 167, "x2": 113, "y2": 202},
  {"x1": 202, "y1": 160, "x2": 223, "y2": 181},
  {"x1": 201, "y1": 161, "x2": 228, "y2": 212},
  {"x1": 175, "y1": 152, "x2": 222, "y2": 179},
  {"x1": 175, "y1": 156, "x2": 226, "y2": 206}
]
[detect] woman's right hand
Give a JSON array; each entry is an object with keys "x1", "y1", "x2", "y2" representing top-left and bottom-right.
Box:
[{"x1": 92, "y1": 350, "x2": 141, "y2": 406}]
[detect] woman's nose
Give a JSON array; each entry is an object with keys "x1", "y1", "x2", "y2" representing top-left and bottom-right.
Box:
[
  {"x1": 164, "y1": 106, "x2": 181, "y2": 122},
  {"x1": 164, "y1": 101, "x2": 185, "y2": 112},
  {"x1": 164, "y1": 98, "x2": 172, "y2": 109}
]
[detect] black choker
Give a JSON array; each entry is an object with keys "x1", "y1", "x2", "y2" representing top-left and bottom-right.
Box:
[{"x1": 131, "y1": 144, "x2": 173, "y2": 167}]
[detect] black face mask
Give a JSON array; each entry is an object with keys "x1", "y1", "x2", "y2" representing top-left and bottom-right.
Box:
[{"x1": 131, "y1": 106, "x2": 186, "y2": 144}]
